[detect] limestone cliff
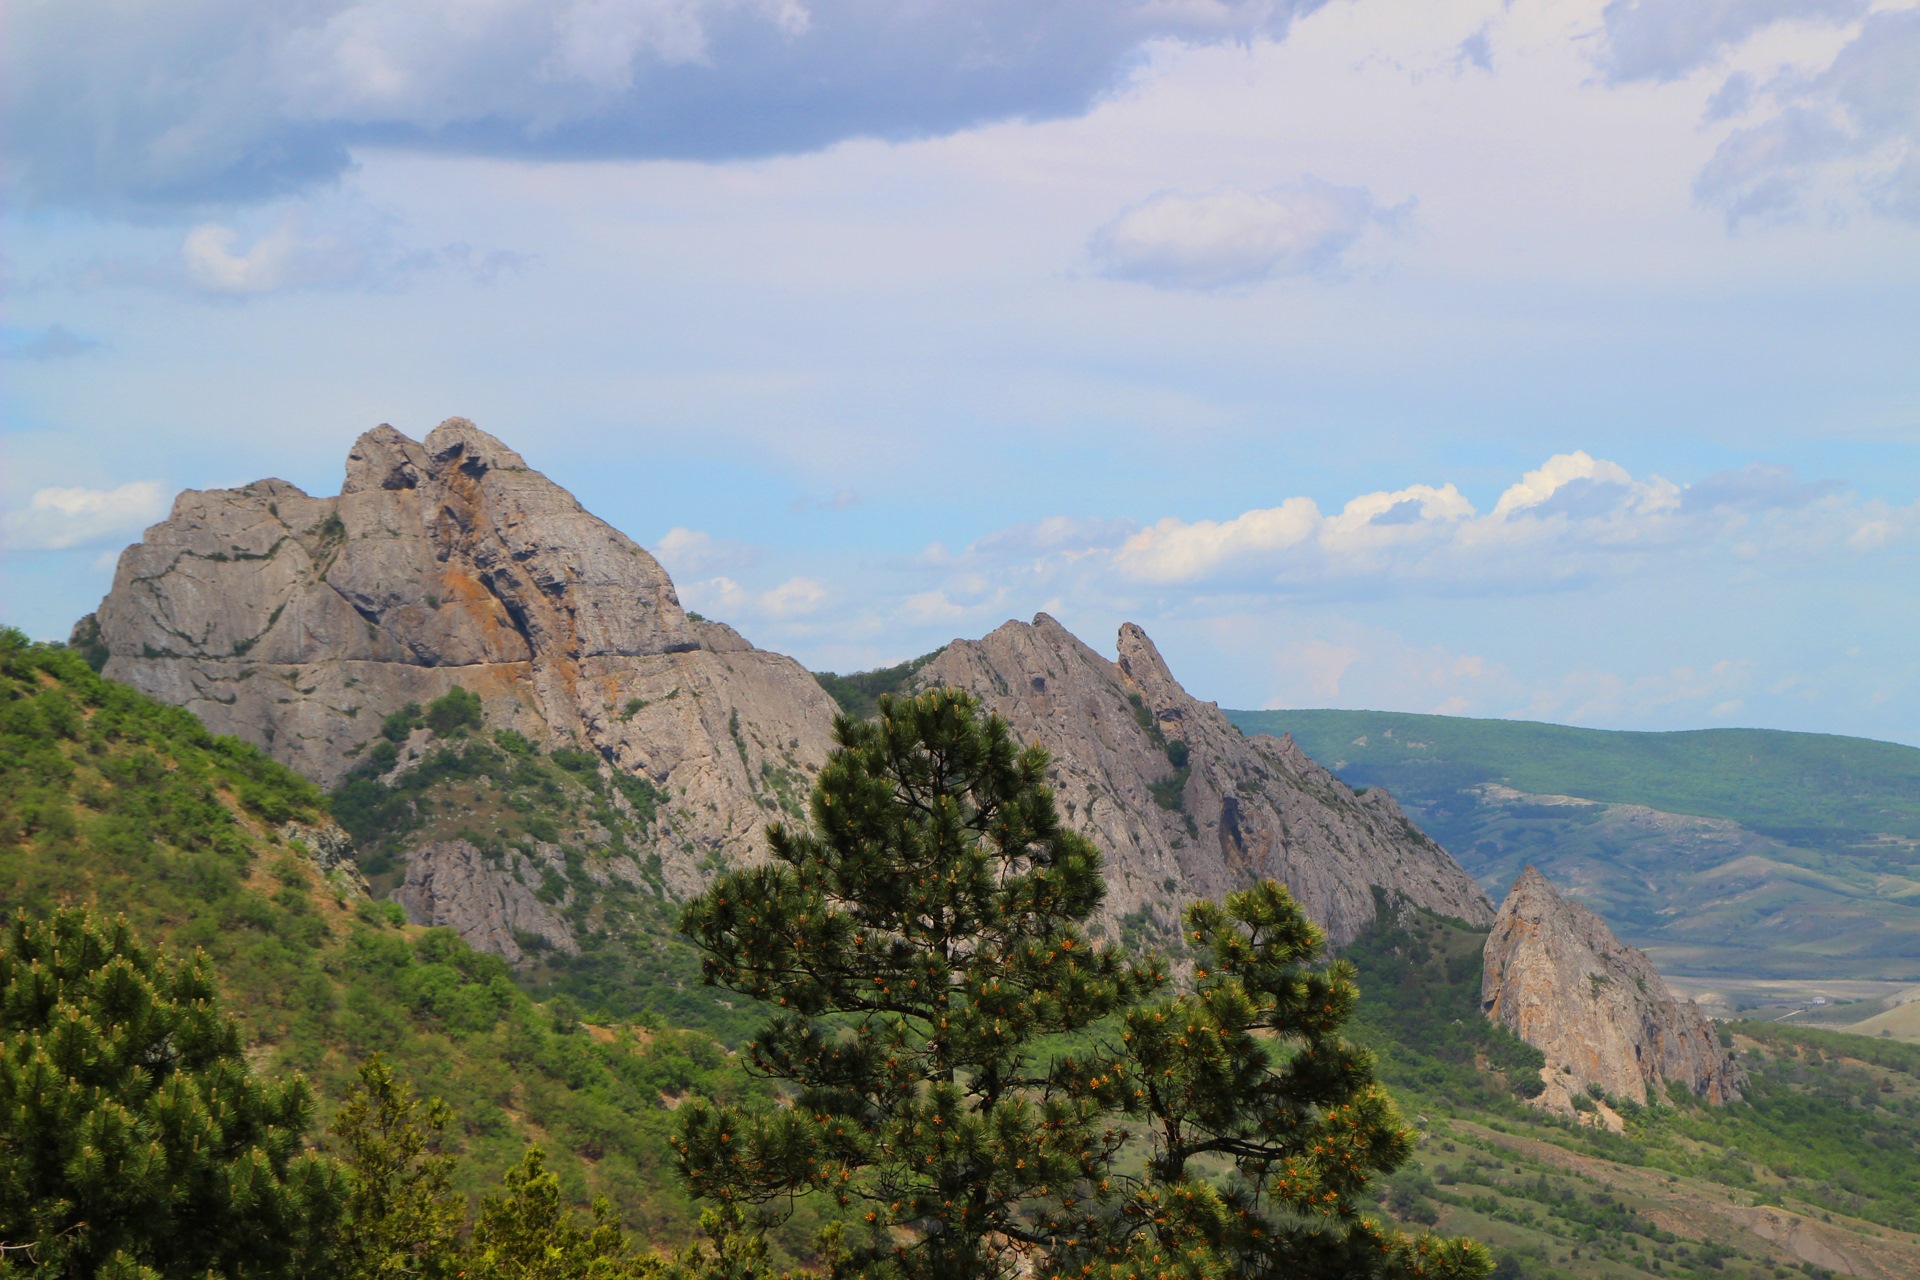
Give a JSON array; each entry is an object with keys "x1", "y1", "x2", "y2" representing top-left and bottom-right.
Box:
[
  {"x1": 1482, "y1": 867, "x2": 1745, "y2": 1107},
  {"x1": 913, "y1": 615, "x2": 1494, "y2": 947},
  {"x1": 88, "y1": 418, "x2": 841, "y2": 901}
]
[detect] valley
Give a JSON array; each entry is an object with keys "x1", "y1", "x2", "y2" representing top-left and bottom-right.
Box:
[{"x1": 1228, "y1": 709, "x2": 1920, "y2": 1022}]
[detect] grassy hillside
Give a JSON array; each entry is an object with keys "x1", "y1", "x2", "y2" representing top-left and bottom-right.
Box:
[
  {"x1": 1342, "y1": 904, "x2": 1920, "y2": 1279},
  {"x1": 11, "y1": 631, "x2": 1920, "y2": 1278},
  {"x1": 1225, "y1": 710, "x2": 1920, "y2": 846},
  {"x1": 1228, "y1": 709, "x2": 1920, "y2": 982},
  {"x1": 0, "y1": 629, "x2": 783, "y2": 1248}
]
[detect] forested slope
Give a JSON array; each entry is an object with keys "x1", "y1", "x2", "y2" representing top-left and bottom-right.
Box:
[{"x1": 0, "y1": 629, "x2": 772, "y2": 1245}]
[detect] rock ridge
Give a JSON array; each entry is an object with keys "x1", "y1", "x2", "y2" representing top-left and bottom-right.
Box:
[
  {"x1": 87, "y1": 420, "x2": 1493, "y2": 965},
  {"x1": 913, "y1": 614, "x2": 1494, "y2": 946}
]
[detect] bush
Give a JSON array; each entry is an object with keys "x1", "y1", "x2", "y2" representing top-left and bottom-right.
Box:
[{"x1": 424, "y1": 687, "x2": 484, "y2": 738}]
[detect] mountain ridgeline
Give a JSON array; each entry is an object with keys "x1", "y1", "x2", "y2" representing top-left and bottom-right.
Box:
[{"x1": 79, "y1": 418, "x2": 1490, "y2": 964}]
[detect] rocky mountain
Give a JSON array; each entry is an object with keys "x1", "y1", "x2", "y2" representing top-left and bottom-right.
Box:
[
  {"x1": 913, "y1": 616, "x2": 1494, "y2": 947},
  {"x1": 1482, "y1": 867, "x2": 1745, "y2": 1111},
  {"x1": 84, "y1": 418, "x2": 840, "y2": 899},
  {"x1": 81, "y1": 419, "x2": 1489, "y2": 964}
]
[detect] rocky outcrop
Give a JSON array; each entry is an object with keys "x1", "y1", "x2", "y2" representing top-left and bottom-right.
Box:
[
  {"x1": 393, "y1": 839, "x2": 581, "y2": 965},
  {"x1": 88, "y1": 419, "x2": 841, "y2": 897},
  {"x1": 276, "y1": 818, "x2": 371, "y2": 899},
  {"x1": 1482, "y1": 867, "x2": 1745, "y2": 1106},
  {"x1": 913, "y1": 616, "x2": 1494, "y2": 947}
]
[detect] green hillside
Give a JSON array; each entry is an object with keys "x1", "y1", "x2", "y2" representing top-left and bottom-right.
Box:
[
  {"x1": 1224, "y1": 710, "x2": 1920, "y2": 846},
  {"x1": 9, "y1": 632, "x2": 1920, "y2": 1278},
  {"x1": 1226, "y1": 709, "x2": 1920, "y2": 983},
  {"x1": 0, "y1": 629, "x2": 777, "y2": 1248}
]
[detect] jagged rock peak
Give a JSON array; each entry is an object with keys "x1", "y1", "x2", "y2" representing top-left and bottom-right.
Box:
[
  {"x1": 87, "y1": 420, "x2": 843, "y2": 900},
  {"x1": 342, "y1": 424, "x2": 429, "y2": 493},
  {"x1": 423, "y1": 416, "x2": 529, "y2": 471},
  {"x1": 1482, "y1": 866, "x2": 1745, "y2": 1110},
  {"x1": 914, "y1": 615, "x2": 1493, "y2": 947}
]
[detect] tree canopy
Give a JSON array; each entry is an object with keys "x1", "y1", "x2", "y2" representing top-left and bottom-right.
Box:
[
  {"x1": 0, "y1": 909, "x2": 343, "y2": 1278},
  {"x1": 677, "y1": 689, "x2": 1491, "y2": 1280}
]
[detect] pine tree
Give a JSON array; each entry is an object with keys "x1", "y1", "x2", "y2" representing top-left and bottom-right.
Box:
[
  {"x1": 328, "y1": 1057, "x2": 465, "y2": 1280},
  {"x1": 0, "y1": 908, "x2": 342, "y2": 1278},
  {"x1": 1054, "y1": 883, "x2": 1491, "y2": 1280},
  {"x1": 466, "y1": 1146, "x2": 658, "y2": 1280},
  {"x1": 675, "y1": 689, "x2": 1162, "y2": 1280}
]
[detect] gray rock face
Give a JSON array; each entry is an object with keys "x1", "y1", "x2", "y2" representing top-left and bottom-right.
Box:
[
  {"x1": 913, "y1": 615, "x2": 1494, "y2": 947},
  {"x1": 393, "y1": 839, "x2": 580, "y2": 965},
  {"x1": 91, "y1": 419, "x2": 842, "y2": 898},
  {"x1": 1482, "y1": 867, "x2": 1745, "y2": 1106}
]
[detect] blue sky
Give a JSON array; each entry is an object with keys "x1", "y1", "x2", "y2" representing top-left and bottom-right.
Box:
[{"x1": 4, "y1": 0, "x2": 1917, "y2": 743}]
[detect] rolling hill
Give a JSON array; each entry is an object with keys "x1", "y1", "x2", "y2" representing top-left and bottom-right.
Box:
[{"x1": 1225, "y1": 709, "x2": 1920, "y2": 988}]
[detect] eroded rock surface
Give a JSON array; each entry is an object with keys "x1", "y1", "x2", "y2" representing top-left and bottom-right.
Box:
[
  {"x1": 914, "y1": 615, "x2": 1494, "y2": 946},
  {"x1": 393, "y1": 839, "x2": 581, "y2": 965},
  {"x1": 89, "y1": 419, "x2": 841, "y2": 897},
  {"x1": 1482, "y1": 866, "x2": 1745, "y2": 1106}
]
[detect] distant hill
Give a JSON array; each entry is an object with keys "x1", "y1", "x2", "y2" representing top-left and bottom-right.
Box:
[
  {"x1": 1226, "y1": 709, "x2": 1920, "y2": 983},
  {"x1": 1225, "y1": 710, "x2": 1920, "y2": 844}
]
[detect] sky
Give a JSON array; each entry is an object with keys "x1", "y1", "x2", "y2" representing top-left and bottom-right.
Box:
[{"x1": 4, "y1": 0, "x2": 1918, "y2": 744}]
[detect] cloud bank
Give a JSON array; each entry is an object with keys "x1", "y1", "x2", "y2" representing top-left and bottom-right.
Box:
[
  {"x1": 898, "y1": 452, "x2": 1908, "y2": 613},
  {"x1": 10, "y1": 0, "x2": 1329, "y2": 211}
]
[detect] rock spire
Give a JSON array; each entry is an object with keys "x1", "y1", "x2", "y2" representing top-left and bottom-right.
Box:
[{"x1": 1482, "y1": 867, "x2": 1745, "y2": 1108}]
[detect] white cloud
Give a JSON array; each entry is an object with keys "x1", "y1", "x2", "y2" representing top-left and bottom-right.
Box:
[
  {"x1": 931, "y1": 453, "x2": 1914, "y2": 606},
  {"x1": 1658, "y1": 7, "x2": 1920, "y2": 225},
  {"x1": 1115, "y1": 497, "x2": 1321, "y2": 581},
  {"x1": 760, "y1": 576, "x2": 828, "y2": 618},
  {"x1": 1089, "y1": 178, "x2": 1404, "y2": 291},
  {"x1": 67, "y1": 209, "x2": 529, "y2": 298},
  {"x1": 1490, "y1": 451, "x2": 1635, "y2": 518},
  {"x1": 679, "y1": 572, "x2": 827, "y2": 620},
  {"x1": 2, "y1": 482, "x2": 171, "y2": 552},
  {"x1": 182, "y1": 222, "x2": 365, "y2": 295},
  {"x1": 1524, "y1": 658, "x2": 1755, "y2": 725},
  {"x1": 652, "y1": 526, "x2": 762, "y2": 575}
]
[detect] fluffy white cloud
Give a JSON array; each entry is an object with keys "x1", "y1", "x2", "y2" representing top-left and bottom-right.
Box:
[
  {"x1": 9, "y1": 0, "x2": 1329, "y2": 211},
  {"x1": 2, "y1": 482, "x2": 171, "y2": 552},
  {"x1": 1089, "y1": 179, "x2": 1400, "y2": 290},
  {"x1": 181, "y1": 223, "x2": 367, "y2": 295},
  {"x1": 1114, "y1": 498, "x2": 1320, "y2": 581},
  {"x1": 921, "y1": 453, "x2": 1914, "y2": 606}
]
